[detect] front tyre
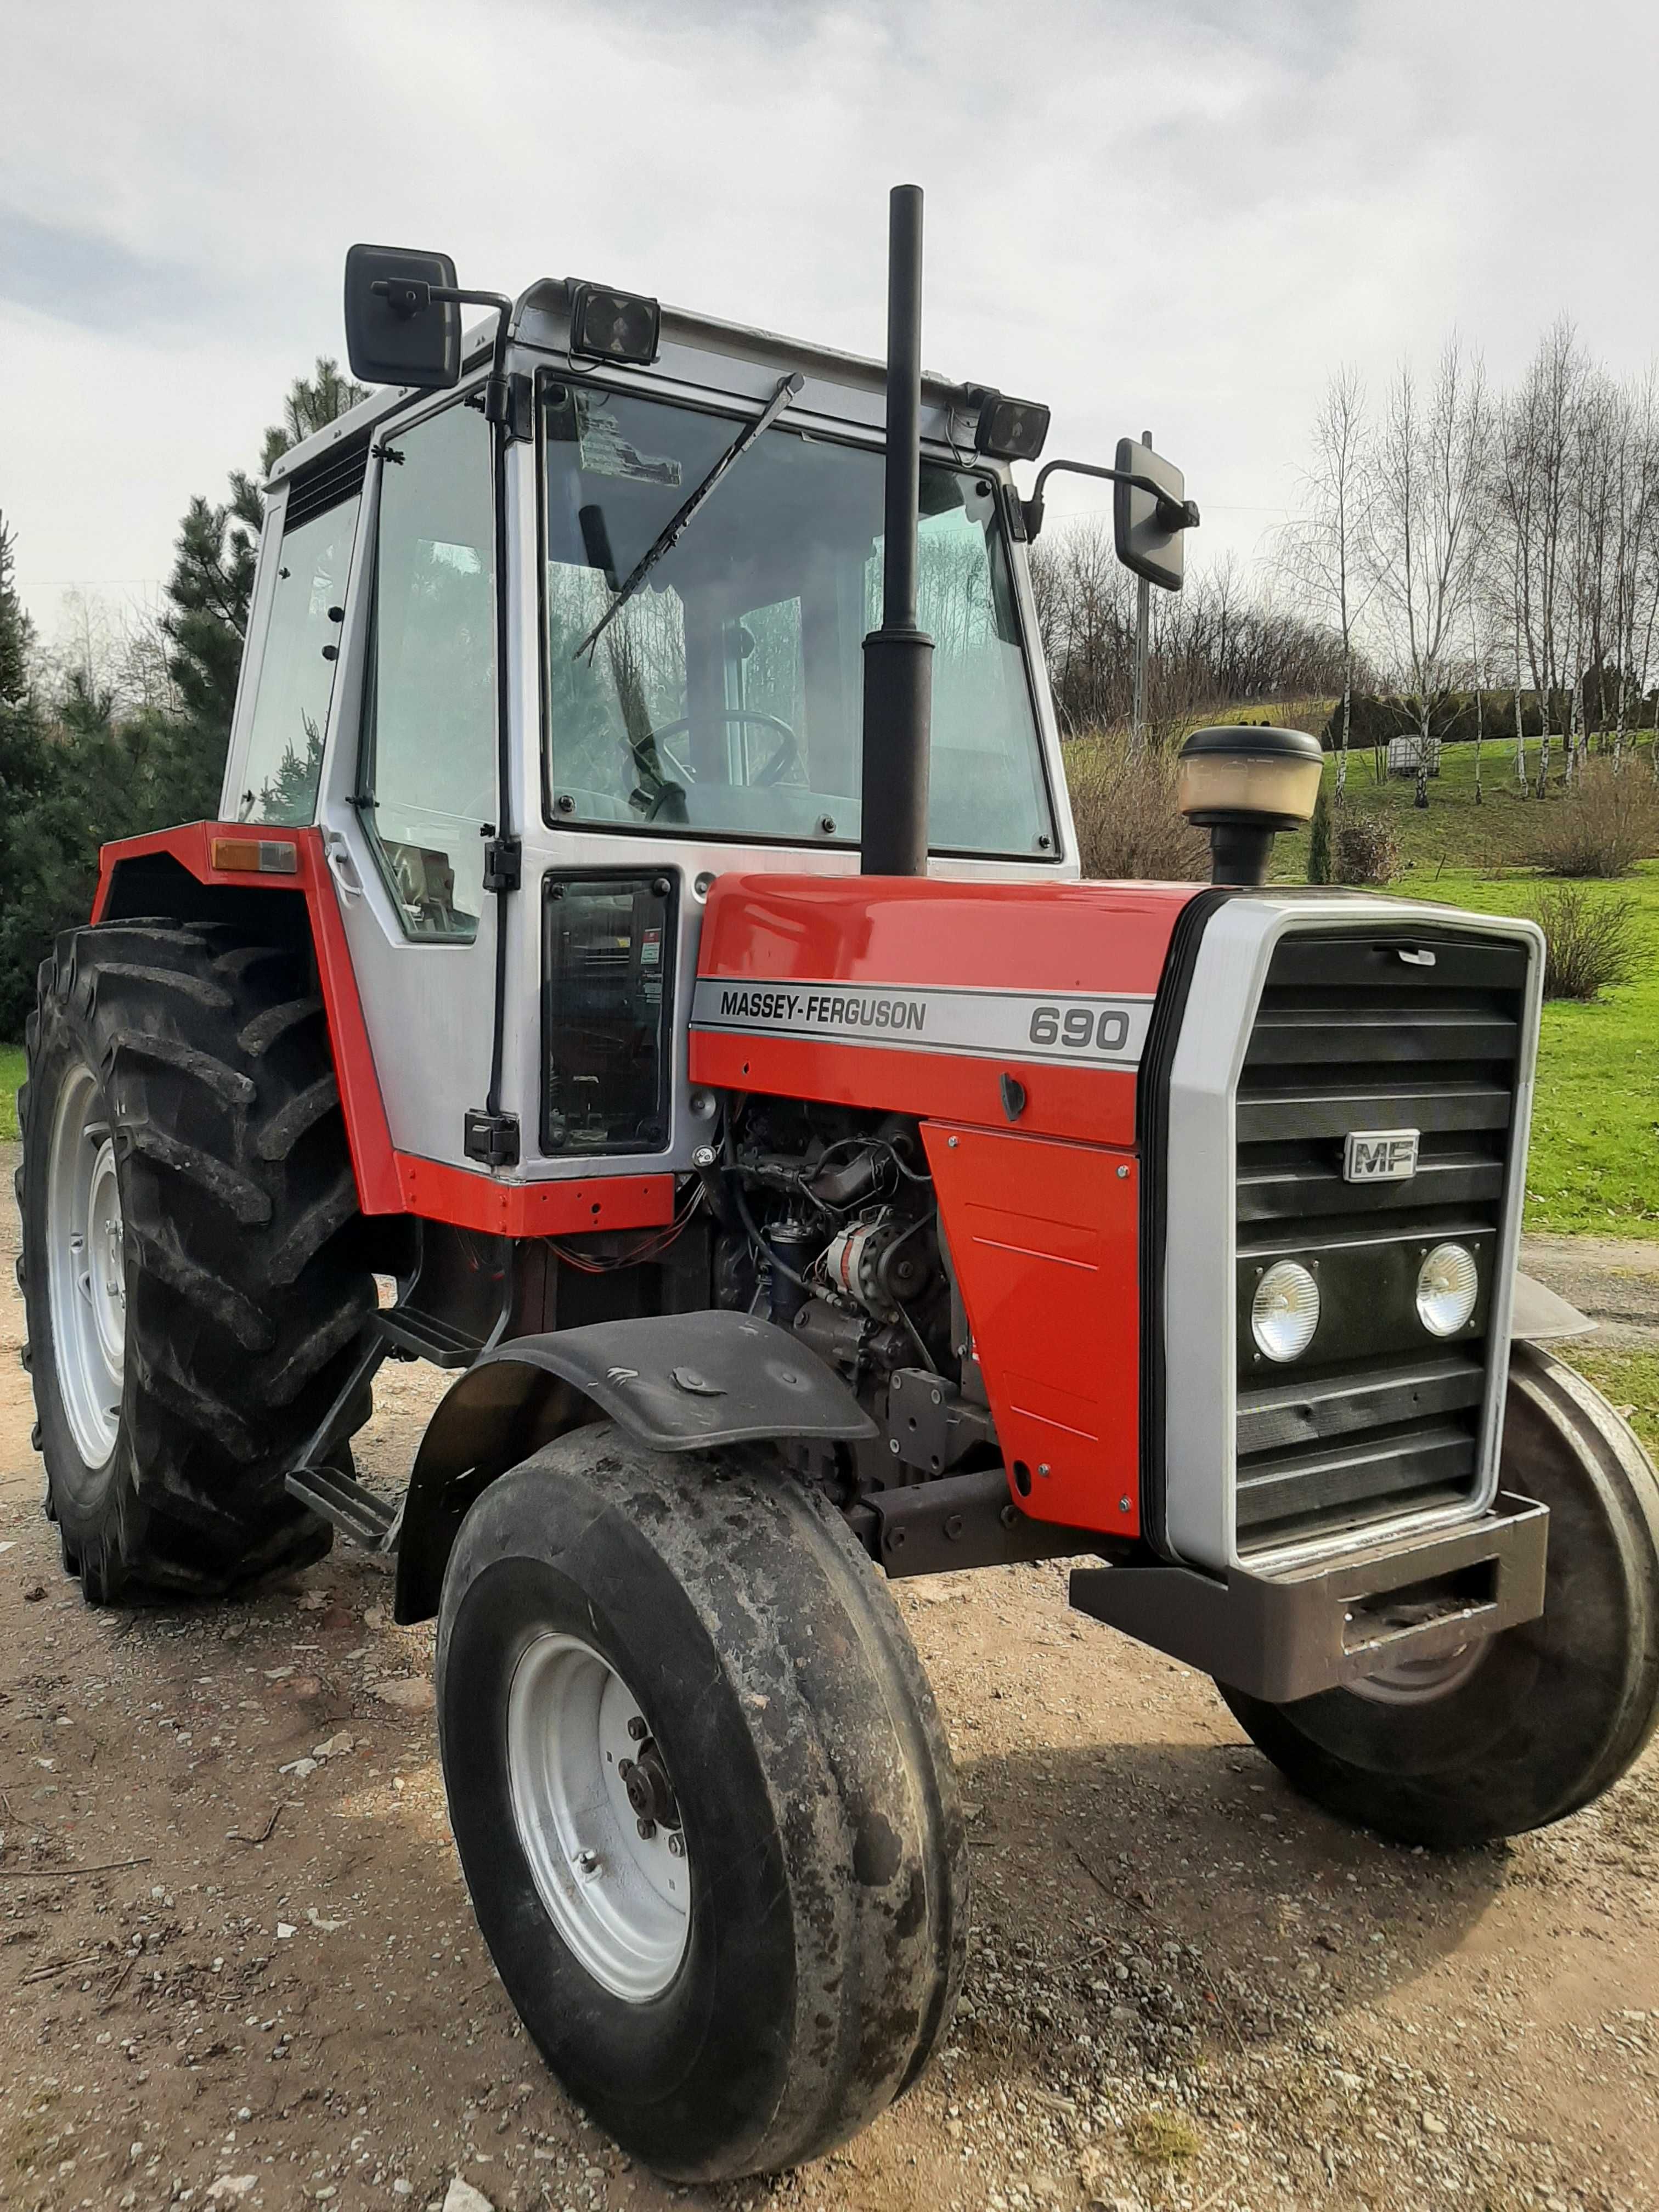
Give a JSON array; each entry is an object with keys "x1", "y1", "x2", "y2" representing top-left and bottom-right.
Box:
[
  {"x1": 437, "y1": 1426, "x2": 968, "y2": 2182},
  {"x1": 1218, "y1": 1342, "x2": 1659, "y2": 1848}
]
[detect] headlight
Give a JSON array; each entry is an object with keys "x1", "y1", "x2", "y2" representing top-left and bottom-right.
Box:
[
  {"x1": 1251, "y1": 1260, "x2": 1321, "y2": 1363},
  {"x1": 1416, "y1": 1243, "x2": 1479, "y2": 1336}
]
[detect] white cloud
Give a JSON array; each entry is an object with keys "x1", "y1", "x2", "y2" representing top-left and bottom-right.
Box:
[{"x1": 3, "y1": 0, "x2": 1657, "y2": 642}]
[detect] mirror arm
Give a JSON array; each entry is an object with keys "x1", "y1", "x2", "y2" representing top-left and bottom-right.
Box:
[
  {"x1": 1020, "y1": 456, "x2": 1200, "y2": 541},
  {"x1": 370, "y1": 278, "x2": 515, "y2": 421}
]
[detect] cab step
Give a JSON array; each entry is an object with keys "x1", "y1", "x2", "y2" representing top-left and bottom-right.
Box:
[
  {"x1": 285, "y1": 1462, "x2": 402, "y2": 1555},
  {"x1": 374, "y1": 1303, "x2": 486, "y2": 1368}
]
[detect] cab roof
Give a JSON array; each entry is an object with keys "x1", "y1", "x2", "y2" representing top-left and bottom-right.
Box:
[{"x1": 267, "y1": 278, "x2": 990, "y2": 491}]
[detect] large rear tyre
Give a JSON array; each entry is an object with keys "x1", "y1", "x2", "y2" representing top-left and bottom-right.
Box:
[
  {"x1": 436, "y1": 1425, "x2": 968, "y2": 2182},
  {"x1": 18, "y1": 919, "x2": 378, "y2": 1601},
  {"x1": 1218, "y1": 1342, "x2": 1659, "y2": 1848}
]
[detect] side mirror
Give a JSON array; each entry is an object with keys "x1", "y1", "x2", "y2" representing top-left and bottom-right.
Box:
[
  {"x1": 343, "y1": 244, "x2": 462, "y2": 389},
  {"x1": 1114, "y1": 437, "x2": 1193, "y2": 592}
]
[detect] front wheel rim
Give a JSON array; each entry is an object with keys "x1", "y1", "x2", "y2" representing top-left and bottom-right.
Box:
[
  {"x1": 46, "y1": 1062, "x2": 126, "y2": 1469},
  {"x1": 1350, "y1": 1638, "x2": 1490, "y2": 1706},
  {"x1": 505, "y1": 1631, "x2": 691, "y2": 2002}
]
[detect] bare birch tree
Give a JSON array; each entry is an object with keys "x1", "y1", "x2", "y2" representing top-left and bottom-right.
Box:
[
  {"x1": 1368, "y1": 343, "x2": 1490, "y2": 806},
  {"x1": 1277, "y1": 366, "x2": 1375, "y2": 797}
]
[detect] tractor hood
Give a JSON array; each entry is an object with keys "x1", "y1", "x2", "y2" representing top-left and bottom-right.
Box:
[{"x1": 688, "y1": 873, "x2": 1205, "y2": 1147}]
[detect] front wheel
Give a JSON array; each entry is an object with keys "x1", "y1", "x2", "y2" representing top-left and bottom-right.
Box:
[
  {"x1": 436, "y1": 1426, "x2": 967, "y2": 2182},
  {"x1": 1218, "y1": 1342, "x2": 1659, "y2": 1848}
]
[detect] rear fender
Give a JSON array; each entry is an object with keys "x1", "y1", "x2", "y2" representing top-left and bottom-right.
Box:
[{"x1": 392, "y1": 1311, "x2": 876, "y2": 1622}]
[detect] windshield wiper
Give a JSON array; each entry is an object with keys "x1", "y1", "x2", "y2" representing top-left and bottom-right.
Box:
[{"x1": 573, "y1": 370, "x2": 805, "y2": 661}]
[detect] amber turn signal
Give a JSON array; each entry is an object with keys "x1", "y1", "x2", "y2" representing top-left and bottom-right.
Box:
[{"x1": 209, "y1": 837, "x2": 300, "y2": 876}]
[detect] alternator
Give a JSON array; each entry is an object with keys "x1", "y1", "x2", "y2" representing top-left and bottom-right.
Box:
[{"x1": 823, "y1": 1216, "x2": 928, "y2": 1320}]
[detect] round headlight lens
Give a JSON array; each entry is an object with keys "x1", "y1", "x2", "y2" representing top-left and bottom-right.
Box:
[
  {"x1": 1251, "y1": 1260, "x2": 1321, "y2": 1363},
  {"x1": 1416, "y1": 1242, "x2": 1479, "y2": 1336}
]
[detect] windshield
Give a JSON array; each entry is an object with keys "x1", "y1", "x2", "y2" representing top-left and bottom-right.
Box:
[{"x1": 541, "y1": 381, "x2": 1055, "y2": 856}]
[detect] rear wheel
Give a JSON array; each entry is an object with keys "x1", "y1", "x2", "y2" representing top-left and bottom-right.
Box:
[
  {"x1": 1218, "y1": 1342, "x2": 1659, "y2": 1847},
  {"x1": 18, "y1": 919, "x2": 379, "y2": 1600},
  {"x1": 437, "y1": 1425, "x2": 968, "y2": 2182}
]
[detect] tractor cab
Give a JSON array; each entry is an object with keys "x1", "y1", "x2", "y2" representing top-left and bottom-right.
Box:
[{"x1": 218, "y1": 254, "x2": 1122, "y2": 1183}]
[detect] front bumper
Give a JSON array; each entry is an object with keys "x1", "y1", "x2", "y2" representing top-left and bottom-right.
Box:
[{"x1": 1069, "y1": 1491, "x2": 1548, "y2": 1703}]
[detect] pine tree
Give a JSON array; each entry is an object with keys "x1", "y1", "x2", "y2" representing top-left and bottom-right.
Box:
[
  {"x1": 2, "y1": 362, "x2": 370, "y2": 1033},
  {"x1": 159, "y1": 358, "x2": 367, "y2": 816},
  {"x1": 0, "y1": 514, "x2": 54, "y2": 1032},
  {"x1": 0, "y1": 666, "x2": 155, "y2": 1037}
]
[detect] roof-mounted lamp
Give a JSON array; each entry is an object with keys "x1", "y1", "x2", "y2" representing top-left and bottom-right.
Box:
[{"x1": 1177, "y1": 724, "x2": 1324, "y2": 886}]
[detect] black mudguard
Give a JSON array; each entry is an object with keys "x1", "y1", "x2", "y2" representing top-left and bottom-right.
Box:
[{"x1": 393, "y1": 1311, "x2": 875, "y2": 1622}]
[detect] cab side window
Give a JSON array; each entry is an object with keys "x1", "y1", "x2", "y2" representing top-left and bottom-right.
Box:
[
  {"x1": 359, "y1": 399, "x2": 496, "y2": 941},
  {"x1": 238, "y1": 483, "x2": 360, "y2": 825}
]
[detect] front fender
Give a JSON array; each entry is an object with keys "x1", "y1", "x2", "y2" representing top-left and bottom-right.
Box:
[
  {"x1": 1510, "y1": 1271, "x2": 1595, "y2": 1344},
  {"x1": 392, "y1": 1311, "x2": 876, "y2": 1622}
]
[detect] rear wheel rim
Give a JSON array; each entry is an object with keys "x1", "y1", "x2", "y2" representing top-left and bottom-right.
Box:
[
  {"x1": 505, "y1": 1630, "x2": 690, "y2": 2001},
  {"x1": 46, "y1": 1062, "x2": 125, "y2": 1469}
]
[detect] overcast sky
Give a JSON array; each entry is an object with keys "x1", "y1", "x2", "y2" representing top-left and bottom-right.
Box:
[{"x1": 4, "y1": 0, "x2": 1657, "y2": 650}]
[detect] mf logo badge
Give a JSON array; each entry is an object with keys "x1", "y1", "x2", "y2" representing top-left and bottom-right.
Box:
[{"x1": 1344, "y1": 1128, "x2": 1420, "y2": 1183}]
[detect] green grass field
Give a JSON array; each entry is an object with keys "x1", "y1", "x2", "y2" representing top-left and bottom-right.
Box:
[
  {"x1": 1243, "y1": 736, "x2": 1658, "y2": 1235},
  {"x1": 1567, "y1": 1344, "x2": 1659, "y2": 1457},
  {"x1": 1272, "y1": 730, "x2": 1658, "y2": 878},
  {"x1": 1385, "y1": 862, "x2": 1659, "y2": 1238},
  {"x1": 1259, "y1": 738, "x2": 1659, "y2": 1238},
  {"x1": 1, "y1": 1045, "x2": 21, "y2": 1145}
]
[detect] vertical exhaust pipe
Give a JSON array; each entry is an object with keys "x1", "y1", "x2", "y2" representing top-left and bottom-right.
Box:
[{"x1": 860, "y1": 183, "x2": 933, "y2": 877}]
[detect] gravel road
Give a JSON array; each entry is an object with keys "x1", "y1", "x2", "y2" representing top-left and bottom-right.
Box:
[
  {"x1": 3, "y1": 1144, "x2": 1657, "y2": 2212},
  {"x1": 1520, "y1": 1235, "x2": 1659, "y2": 1350}
]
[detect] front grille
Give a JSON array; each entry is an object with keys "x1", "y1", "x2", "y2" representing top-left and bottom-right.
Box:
[{"x1": 1233, "y1": 927, "x2": 1530, "y2": 1555}]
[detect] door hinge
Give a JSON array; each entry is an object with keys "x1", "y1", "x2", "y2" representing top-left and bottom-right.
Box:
[
  {"x1": 482, "y1": 834, "x2": 522, "y2": 894},
  {"x1": 486, "y1": 371, "x2": 535, "y2": 443},
  {"x1": 464, "y1": 1109, "x2": 521, "y2": 1168}
]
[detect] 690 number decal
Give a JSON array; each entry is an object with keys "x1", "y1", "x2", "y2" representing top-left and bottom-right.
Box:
[{"x1": 1028, "y1": 1003, "x2": 1133, "y2": 1054}]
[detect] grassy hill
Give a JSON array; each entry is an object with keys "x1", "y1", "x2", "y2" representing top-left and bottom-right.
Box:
[{"x1": 1272, "y1": 732, "x2": 1658, "y2": 879}]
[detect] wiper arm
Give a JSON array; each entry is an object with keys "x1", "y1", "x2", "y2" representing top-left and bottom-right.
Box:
[{"x1": 573, "y1": 370, "x2": 805, "y2": 661}]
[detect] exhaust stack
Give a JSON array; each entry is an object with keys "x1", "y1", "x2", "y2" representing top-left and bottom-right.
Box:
[{"x1": 860, "y1": 184, "x2": 933, "y2": 877}]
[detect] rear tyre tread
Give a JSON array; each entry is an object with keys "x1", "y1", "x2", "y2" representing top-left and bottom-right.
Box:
[
  {"x1": 19, "y1": 919, "x2": 379, "y2": 1600},
  {"x1": 251, "y1": 1075, "x2": 341, "y2": 1163},
  {"x1": 119, "y1": 1123, "x2": 273, "y2": 1225},
  {"x1": 239, "y1": 995, "x2": 324, "y2": 1058}
]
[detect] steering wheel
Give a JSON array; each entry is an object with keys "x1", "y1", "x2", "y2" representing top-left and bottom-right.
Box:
[{"x1": 631, "y1": 708, "x2": 800, "y2": 794}]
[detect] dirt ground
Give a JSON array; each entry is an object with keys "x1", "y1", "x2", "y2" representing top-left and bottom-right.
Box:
[
  {"x1": 1516, "y1": 1235, "x2": 1659, "y2": 1351},
  {"x1": 3, "y1": 1140, "x2": 1658, "y2": 2212}
]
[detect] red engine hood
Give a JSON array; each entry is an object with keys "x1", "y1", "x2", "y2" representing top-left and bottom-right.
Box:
[{"x1": 689, "y1": 874, "x2": 1204, "y2": 1146}]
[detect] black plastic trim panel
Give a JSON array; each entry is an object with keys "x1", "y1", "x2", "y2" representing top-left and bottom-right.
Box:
[
  {"x1": 540, "y1": 869, "x2": 678, "y2": 1159},
  {"x1": 283, "y1": 429, "x2": 373, "y2": 529}
]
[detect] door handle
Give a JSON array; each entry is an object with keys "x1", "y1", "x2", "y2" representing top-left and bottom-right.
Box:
[{"x1": 321, "y1": 828, "x2": 364, "y2": 901}]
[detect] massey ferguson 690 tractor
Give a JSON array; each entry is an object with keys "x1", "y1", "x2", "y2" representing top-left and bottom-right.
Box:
[{"x1": 17, "y1": 189, "x2": 1659, "y2": 2181}]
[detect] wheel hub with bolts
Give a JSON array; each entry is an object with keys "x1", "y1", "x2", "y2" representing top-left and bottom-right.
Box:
[
  {"x1": 504, "y1": 1630, "x2": 689, "y2": 2002},
  {"x1": 46, "y1": 1063, "x2": 126, "y2": 1469},
  {"x1": 618, "y1": 1740, "x2": 680, "y2": 1838}
]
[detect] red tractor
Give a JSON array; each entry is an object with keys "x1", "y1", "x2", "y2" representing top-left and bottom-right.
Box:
[{"x1": 17, "y1": 190, "x2": 1659, "y2": 2182}]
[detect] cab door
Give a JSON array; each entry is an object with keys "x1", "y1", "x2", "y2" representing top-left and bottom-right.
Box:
[{"x1": 321, "y1": 393, "x2": 501, "y2": 1170}]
